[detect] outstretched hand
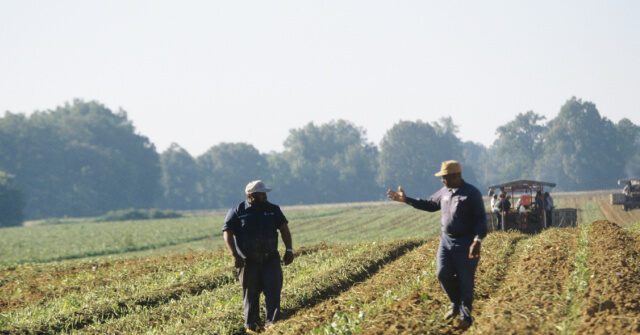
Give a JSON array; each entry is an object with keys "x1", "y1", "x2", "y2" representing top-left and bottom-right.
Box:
[{"x1": 387, "y1": 186, "x2": 407, "y2": 203}]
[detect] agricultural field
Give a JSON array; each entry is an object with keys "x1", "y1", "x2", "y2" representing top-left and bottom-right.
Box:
[{"x1": 1, "y1": 192, "x2": 639, "y2": 334}]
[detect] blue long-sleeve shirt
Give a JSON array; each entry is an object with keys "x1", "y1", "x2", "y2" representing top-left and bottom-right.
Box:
[{"x1": 405, "y1": 180, "x2": 487, "y2": 240}]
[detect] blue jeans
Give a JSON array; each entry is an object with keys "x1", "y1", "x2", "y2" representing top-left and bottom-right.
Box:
[{"x1": 437, "y1": 234, "x2": 479, "y2": 322}]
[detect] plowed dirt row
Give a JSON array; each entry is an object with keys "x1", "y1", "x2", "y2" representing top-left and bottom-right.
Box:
[
  {"x1": 0, "y1": 251, "x2": 223, "y2": 312},
  {"x1": 264, "y1": 239, "x2": 440, "y2": 334},
  {"x1": 1, "y1": 245, "x2": 332, "y2": 335},
  {"x1": 73, "y1": 240, "x2": 424, "y2": 335},
  {"x1": 471, "y1": 227, "x2": 578, "y2": 334},
  {"x1": 577, "y1": 221, "x2": 640, "y2": 334},
  {"x1": 182, "y1": 240, "x2": 425, "y2": 335},
  {"x1": 4, "y1": 266, "x2": 236, "y2": 335},
  {"x1": 358, "y1": 231, "x2": 527, "y2": 334}
]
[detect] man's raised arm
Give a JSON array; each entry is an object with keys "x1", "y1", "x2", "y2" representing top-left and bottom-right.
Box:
[{"x1": 387, "y1": 185, "x2": 440, "y2": 212}]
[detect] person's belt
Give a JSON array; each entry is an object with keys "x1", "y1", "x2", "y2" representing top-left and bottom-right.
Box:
[{"x1": 445, "y1": 232, "x2": 472, "y2": 238}]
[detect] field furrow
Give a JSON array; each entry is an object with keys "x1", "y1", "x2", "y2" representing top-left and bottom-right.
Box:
[
  {"x1": 0, "y1": 250, "x2": 226, "y2": 312},
  {"x1": 577, "y1": 221, "x2": 640, "y2": 334},
  {"x1": 471, "y1": 227, "x2": 578, "y2": 334},
  {"x1": 265, "y1": 238, "x2": 440, "y2": 334},
  {"x1": 1, "y1": 245, "x2": 332, "y2": 334},
  {"x1": 74, "y1": 239, "x2": 424, "y2": 334},
  {"x1": 4, "y1": 198, "x2": 640, "y2": 334},
  {"x1": 356, "y1": 231, "x2": 528, "y2": 334},
  {"x1": 594, "y1": 196, "x2": 640, "y2": 227}
]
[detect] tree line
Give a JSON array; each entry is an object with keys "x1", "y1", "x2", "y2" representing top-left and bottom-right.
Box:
[{"x1": 1, "y1": 97, "x2": 638, "y2": 226}]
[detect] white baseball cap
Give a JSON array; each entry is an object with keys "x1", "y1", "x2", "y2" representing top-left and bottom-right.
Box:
[{"x1": 245, "y1": 180, "x2": 272, "y2": 194}]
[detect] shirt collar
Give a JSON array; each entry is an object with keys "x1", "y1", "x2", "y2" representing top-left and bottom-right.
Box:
[
  {"x1": 448, "y1": 180, "x2": 466, "y2": 194},
  {"x1": 245, "y1": 200, "x2": 270, "y2": 210}
]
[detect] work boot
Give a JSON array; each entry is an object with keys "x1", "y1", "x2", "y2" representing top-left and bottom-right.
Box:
[
  {"x1": 444, "y1": 304, "x2": 459, "y2": 320},
  {"x1": 454, "y1": 306, "x2": 473, "y2": 329},
  {"x1": 453, "y1": 317, "x2": 471, "y2": 329},
  {"x1": 245, "y1": 324, "x2": 259, "y2": 334}
]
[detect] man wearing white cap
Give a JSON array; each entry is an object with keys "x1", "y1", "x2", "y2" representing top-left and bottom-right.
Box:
[
  {"x1": 387, "y1": 160, "x2": 487, "y2": 329},
  {"x1": 223, "y1": 180, "x2": 294, "y2": 333}
]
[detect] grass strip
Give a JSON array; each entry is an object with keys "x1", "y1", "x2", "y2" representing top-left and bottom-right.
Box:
[
  {"x1": 558, "y1": 222, "x2": 592, "y2": 334},
  {"x1": 0, "y1": 217, "x2": 217, "y2": 264}
]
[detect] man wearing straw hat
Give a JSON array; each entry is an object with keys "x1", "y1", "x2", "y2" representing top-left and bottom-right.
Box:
[
  {"x1": 223, "y1": 180, "x2": 294, "y2": 333},
  {"x1": 387, "y1": 160, "x2": 487, "y2": 329}
]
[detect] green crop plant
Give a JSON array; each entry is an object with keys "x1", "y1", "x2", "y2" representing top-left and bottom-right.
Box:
[
  {"x1": 76, "y1": 240, "x2": 422, "y2": 334},
  {"x1": 557, "y1": 223, "x2": 591, "y2": 334}
]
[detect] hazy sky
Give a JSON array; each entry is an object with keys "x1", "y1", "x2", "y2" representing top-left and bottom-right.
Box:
[{"x1": 2, "y1": 1, "x2": 639, "y2": 156}]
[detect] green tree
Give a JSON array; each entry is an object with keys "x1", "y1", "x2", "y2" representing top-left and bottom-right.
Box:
[
  {"x1": 197, "y1": 143, "x2": 268, "y2": 208},
  {"x1": 0, "y1": 100, "x2": 161, "y2": 218},
  {"x1": 378, "y1": 119, "x2": 467, "y2": 194},
  {"x1": 158, "y1": 143, "x2": 203, "y2": 210},
  {"x1": 280, "y1": 120, "x2": 381, "y2": 204},
  {"x1": 492, "y1": 111, "x2": 547, "y2": 181},
  {"x1": 535, "y1": 97, "x2": 621, "y2": 190},
  {"x1": 0, "y1": 171, "x2": 24, "y2": 227},
  {"x1": 615, "y1": 118, "x2": 640, "y2": 178},
  {"x1": 462, "y1": 141, "x2": 490, "y2": 189}
]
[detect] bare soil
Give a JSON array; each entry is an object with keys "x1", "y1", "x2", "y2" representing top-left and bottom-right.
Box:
[
  {"x1": 360, "y1": 232, "x2": 527, "y2": 334},
  {"x1": 471, "y1": 227, "x2": 578, "y2": 334},
  {"x1": 578, "y1": 220, "x2": 640, "y2": 334}
]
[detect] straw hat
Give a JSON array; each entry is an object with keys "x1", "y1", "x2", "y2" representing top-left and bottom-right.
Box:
[{"x1": 434, "y1": 160, "x2": 462, "y2": 177}]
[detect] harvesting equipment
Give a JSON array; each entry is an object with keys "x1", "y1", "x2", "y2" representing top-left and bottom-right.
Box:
[
  {"x1": 611, "y1": 178, "x2": 640, "y2": 211},
  {"x1": 487, "y1": 180, "x2": 577, "y2": 234}
]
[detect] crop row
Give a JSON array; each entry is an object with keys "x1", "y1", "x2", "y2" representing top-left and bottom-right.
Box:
[
  {"x1": 357, "y1": 230, "x2": 529, "y2": 334},
  {"x1": 0, "y1": 203, "x2": 439, "y2": 265},
  {"x1": 0, "y1": 216, "x2": 218, "y2": 264},
  {"x1": 75, "y1": 239, "x2": 424, "y2": 334},
  {"x1": 257, "y1": 230, "x2": 526, "y2": 335},
  {"x1": 0, "y1": 244, "x2": 334, "y2": 334},
  {"x1": 0, "y1": 250, "x2": 229, "y2": 312}
]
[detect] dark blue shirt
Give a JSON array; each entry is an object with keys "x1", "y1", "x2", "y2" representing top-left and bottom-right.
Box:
[
  {"x1": 223, "y1": 201, "x2": 288, "y2": 262},
  {"x1": 405, "y1": 180, "x2": 487, "y2": 239}
]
